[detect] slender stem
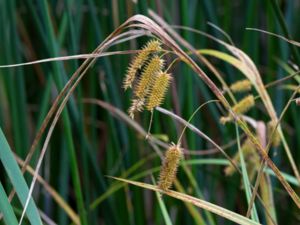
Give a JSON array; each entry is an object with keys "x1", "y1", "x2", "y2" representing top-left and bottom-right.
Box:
[
  {"x1": 146, "y1": 110, "x2": 154, "y2": 139},
  {"x1": 177, "y1": 100, "x2": 220, "y2": 145}
]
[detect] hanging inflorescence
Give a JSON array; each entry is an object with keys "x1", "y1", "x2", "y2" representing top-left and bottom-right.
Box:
[
  {"x1": 123, "y1": 40, "x2": 172, "y2": 119},
  {"x1": 158, "y1": 144, "x2": 182, "y2": 191}
]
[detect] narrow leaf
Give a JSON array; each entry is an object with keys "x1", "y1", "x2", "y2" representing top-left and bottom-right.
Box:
[
  {"x1": 0, "y1": 182, "x2": 18, "y2": 225},
  {"x1": 0, "y1": 128, "x2": 42, "y2": 225},
  {"x1": 110, "y1": 176, "x2": 261, "y2": 225}
]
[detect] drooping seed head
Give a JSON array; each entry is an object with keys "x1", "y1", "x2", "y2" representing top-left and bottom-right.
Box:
[
  {"x1": 296, "y1": 97, "x2": 300, "y2": 106},
  {"x1": 146, "y1": 72, "x2": 172, "y2": 111},
  {"x1": 158, "y1": 144, "x2": 182, "y2": 191},
  {"x1": 230, "y1": 79, "x2": 252, "y2": 93},
  {"x1": 232, "y1": 95, "x2": 255, "y2": 115},
  {"x1": 123, "y1": 40, "x2": 161, "y2": 90},
  {"x1": 134, "y1": 56, "x2": 164, "y2": 99},
  {"x1": 220, "y1": 95, "x2": 255, "y2": 124}
]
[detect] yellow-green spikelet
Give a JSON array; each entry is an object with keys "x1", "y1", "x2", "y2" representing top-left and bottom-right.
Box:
[
  {"x1": 134, "y1": 56, "x2": 164, "y2": 99},
  {"x1": 158, "y1": 145, "x2": 182, "y2": 191},
  {"x1": 230, "y1": 79, "x2": 252, "y2": 93},
  {"x1": 123, "y1": 40, "x2": 161, "y2": 90},
  {"x1": 146, "y1": 72, "x2": 172, "y2": 110},
  {"x1": 232, "y1": 95, "x2": 255, "y2": 115},
  {"x1": 220, "y1": 95, "x2": 255, "y2": 124}
]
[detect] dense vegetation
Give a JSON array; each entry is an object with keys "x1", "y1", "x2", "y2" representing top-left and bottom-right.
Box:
[{"x1": 0, "y1": 1, "x2": 300, "y2": 225}]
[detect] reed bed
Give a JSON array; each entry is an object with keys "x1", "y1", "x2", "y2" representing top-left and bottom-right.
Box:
[{"x1": 0, "y1": 1, "x2": 300, "y2": 225}]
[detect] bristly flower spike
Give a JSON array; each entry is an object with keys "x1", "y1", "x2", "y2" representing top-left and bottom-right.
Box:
[
  {"x1": 158, "y1": 144, "x2": 182, "y2": 191},
  {"x1": 146, "y1": 72, "x2": 172, "y2": 111},
  {"x1": 230, "y1": 79, "x2": 252, "y2": 93},
  {"x1": 134, "y1": 56, "x2": 164, "y2": 99},
  {"x1": 232, "y1": 95, "x2": 255, "y2": 115},
  {"x1": 220, "y1": 95, "x2": 255, "y2": 124},
  {"x1": 123, "y1": 40, "x2": 161, "y2": 90},
  {"x1": 128, "y1": 56, "x2": 164, "y2": 117}
]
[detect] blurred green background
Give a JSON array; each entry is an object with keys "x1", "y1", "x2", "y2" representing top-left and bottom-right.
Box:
[{"x1": 0, "y1": 0, "x2": 299, "y2": 224}]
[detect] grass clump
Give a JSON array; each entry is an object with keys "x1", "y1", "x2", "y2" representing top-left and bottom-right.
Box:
[{"x1": 1, "y1": 2, "x2": 300, "y2": 225}]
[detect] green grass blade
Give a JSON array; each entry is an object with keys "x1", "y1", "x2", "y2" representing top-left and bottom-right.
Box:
[
  {"x1": 0, "y1": 182, "x2": 18, "y2": 225},
  {"x1": 151, "y1": 176, "x2": 173, "y2": 225},
  {"x1": 235, "y1": 124, "x2": 260, "y2": 222},
  {"x1": 29, "y1": 1, "x2": 88, "y2": 224},
  {"x1": 0, "y1": 128, "x2": 42, "y2": 225}
]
